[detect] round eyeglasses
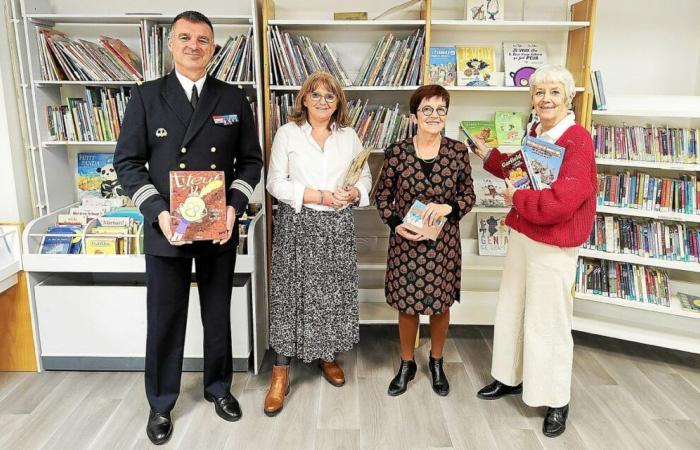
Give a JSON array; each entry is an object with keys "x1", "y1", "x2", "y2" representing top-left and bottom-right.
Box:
[
  {"x1": 309, "y1": 92, "x2": 337, "y2": 104},
  {"x1": 419, "y1": 105, "x2": 448, "y2": 117}
]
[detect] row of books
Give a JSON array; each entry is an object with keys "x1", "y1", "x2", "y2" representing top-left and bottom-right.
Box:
[
  {"x1": 592, "y1": 124, "x2": 699, "y2": 164},
  {"x1": 46, "y1": 87, "x2": 131, "y2": 142},
  {"x1": 429, "y1": 42, "x2": 547, "y2": 87},
  {"x1": 267, "y1": 26, "x2": 351, "y2": 86},
  {"x1": 347, "y1": 100, "x2": 415, "y2": 150},
  {"x1": 596, "y1": 172, "x2": 699, "y2": 215},
  {"x1": 576, "y1": 258, "x2": 671, "y2": 306},
  {"x1": 354, "y1": 29, "x2": 424, "y2": 87},
  {"x1": 585, "y1": 214, "x2": 700, "y2": 263},
  {"x1": 207, "y1": 29, "x2": 255, "y2": 82},
  {"x1": 270, "y1": 93, "x2": 295, "y2": 136},
  {"x1": 140, "y1": 21, "x2": 172, "y2": 81},
  {"x1": 590, "y1": 70, "x2": 607, "y2": 110},
  {"x1": 37, "y1": 29, "x2": 142, "y2": 82}
]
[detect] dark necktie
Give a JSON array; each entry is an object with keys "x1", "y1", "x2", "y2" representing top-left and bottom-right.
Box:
[{"x1": 190, "y1": 85, "x2": 199, "y2": 110}]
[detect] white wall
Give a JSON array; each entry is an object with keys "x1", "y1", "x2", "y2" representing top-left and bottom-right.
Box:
[
  {"x1": 592, "y1": 0, "x2": 700, "y2": 96},
  {"x1": 0, "y1": 3, "x2": 33, "y2": 223}
]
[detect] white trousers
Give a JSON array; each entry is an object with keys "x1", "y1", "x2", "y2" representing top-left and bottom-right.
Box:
[{"x1": 491, "y1": 229, "x2": 579, "y2": 408}]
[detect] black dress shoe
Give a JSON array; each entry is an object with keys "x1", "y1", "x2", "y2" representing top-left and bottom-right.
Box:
[
  {"x1": 543, "y1": 404, "x2": 569, "y2": 438},
  {"x1": 476, "y1": 379, "x2": 523, "y2": 400},
  {"x1": 388, "y1": 359, "x2": 417, "y2": 396},
  {"x1": 429, "y1": 355, "x2": 449, "y2": 396},
  {"x1": 204, "y1": 392, "x2": 242, "y2": 422},
  {"x1": 146, "y1": 409, "x2": 173, "y2": 445}
]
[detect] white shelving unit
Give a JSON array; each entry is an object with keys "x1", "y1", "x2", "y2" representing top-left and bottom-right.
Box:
[
  {"x1": 0, "y1": 225, "x2": 22, "y2": 294},
  {"x1": 11, "y1": 0, "x2": 270, "y2": 372}
]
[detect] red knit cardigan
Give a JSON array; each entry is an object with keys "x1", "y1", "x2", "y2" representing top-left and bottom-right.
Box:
[{"x1": 483, "y1": 123, "x2": 598, "y2": 248}]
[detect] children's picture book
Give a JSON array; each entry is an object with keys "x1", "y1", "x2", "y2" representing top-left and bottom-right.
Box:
[
  {"x1": 521, "y1": 135, "x2": 566, "y2": 190},
  {"x1": 494, "y1": 111, "x2": 524, "y2": 146},
  {"x1": 169, "y1": 171, "x2": 228, "y2": 242},
  {"x1": 678, "y1": 292, "x2": 700, "y2": 313},
  {"x1": 40, "y1": 226, "x2": 82, "y2": 254},
  {"x1": 456, "y1": 46, "x2": 495, "y2": 87},
  {"x1": 428, "y1": 47, "x2": 457, "y2": 86},
  {"x1": 342, "y1": 147, "x2": 372, "y2": 187},
  {"x1": 477, "y1": 212, "x2": 509, "y2": 256},
  {"x1": 503, "y1": 42, "x2": 547, "y2": 87},
  {"x1": 474, "y1": 177, "x2": 507, "y2": 207},
  {"x1": 460, "y1": 120, "x2": 499, "y2": 148},
  {"x1": 78, "y1": 153, "x2": 120, "y2": 199},
  {"x1": 501, "y1": 151, "x2": 532, "y2": 189},
  {"x1": 402, "y1": 199, "x2": 447, "y2": 240},
  {"x1": 465, "y1": 0, "x2": 504, "y2": 21}
]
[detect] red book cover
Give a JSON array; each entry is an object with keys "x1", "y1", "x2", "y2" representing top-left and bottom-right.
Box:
[
  {"x1": 169, "y1": 171, "x2": 228, "y2": 242},
  {"x1": 500, "y1": 150, "x2": 532, "y2": 190}
]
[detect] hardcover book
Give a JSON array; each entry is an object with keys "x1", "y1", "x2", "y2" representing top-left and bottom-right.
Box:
[
  {"x1": 477, "y1": 212, "x2": 509, "y2": 256},
  {"x1": 494, "y1": 111, "x2": 524, "y2": 146},
  {"x1": 460, "y1": 120, "x2": 499, "y2": 148},
  {"x1": 402, "y1": 199, "x2": 446, "y2": 240},
  {"x1": 40, "y1": 226, "x2": 82, "y2": 254},
  {"x1": 456, "y1": 46, "x2": 495, "y2": 87},
  {"x1": 521, "y1": 135, "x2": 566, "y2": 189},
  {"x1": 428, "y1": 47, "x2": 457, "y2": 86},
  {"x1": 77, "y1": 153, "x2": 121, "y2": 199},
  {"x1": 503, "y1": 42, "x2": 547, "y2": 87},
  {"x1": 169, "y1": 171, "x2": 228, "y2": 242},
  {"x1": 474, "y1": 177, "x2": 507, "y2": 207},
  {"x1": 501, "y1": 150, "x2": 532, "y2": 189}
]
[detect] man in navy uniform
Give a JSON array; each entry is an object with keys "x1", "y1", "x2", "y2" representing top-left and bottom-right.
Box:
[{"x1": 114, "y1": 10, "x2": 262, "y2": 445}]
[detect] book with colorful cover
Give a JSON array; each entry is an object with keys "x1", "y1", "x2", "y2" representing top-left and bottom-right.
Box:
[
  {"x1": 501, "y1": 151, "x2": 532, "y2": 189},
  {"x1": 402, "y1": 199, "x2": 447, "y2": 240},
  {"x1": 477, "y1": 212, "x2": 509, "y2": 256},
  {"x1": 678, "y1": 292, "x2": 700, "y2": 313},
  {"x1": 494, "y1": 111, "x2": 524, "y2": 146},
  {"x1": 77, "y1": 153, "x2": 113, "y2": 199},
  {"x1": 40, "y1": 225, "x2": 82, "y2": 254},
  {"x1": 428, "y1": 47, "x2": 457, "y2": 86},
  {"x1": 456, "y1": 46, "x2": 495, "y2": 87},
  {"x1": 503, "y1": 42, "x2": 547, "y2": 87},
  {"x1": 465, "y1": 0, "x2": 504, "y2": 21},
  {"x1": 474, "y1": 177, "x2": 507, "y2": 207},
  {"x1": 169, "y1": 171, "x2": 228, "y2": 242},
  {"x1": 460, "y1": 120, "x2": 499, "y2": 148},
  {"x1": 521, "y1": 135, "x2": 566, "y2": 190}
]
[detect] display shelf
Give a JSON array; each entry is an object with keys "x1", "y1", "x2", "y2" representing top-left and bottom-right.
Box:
[
  {"x1": 595, "y1": 158, "x2": 700, "y2": 172},
  {"x1": 445, "y1": 86, "x2": 585, "y2": 92},
  {"x1": 269, "y1": 85, "x2": 422, "y2": 91},
  {"x1": 575, "y1": 291, "x2": 700, "y2": 320},
  {"x1": 25, "y1": 13, "x2": 253, "y2": 25},
  {"x1": 268, "y1": 19, "x2": 426, "y2": 29},
  {"x1": 42, "y1": 141, "x2": 118, "y2": 146},
  {"x1": 430, "y1": 20, "x2": 590, "y2": 32},
  {"x1": 470, "y1": 206, "x2": 511, "y2": 214},
  {"x1": 590, "y1": 95, "x2": 700, "y2": 119},
  {"x1": 595, "y1": 205, "x2": 700, "y2": 223},
  {"x1": 579, "y1": 248, "x2": 700, "y2": 273}
]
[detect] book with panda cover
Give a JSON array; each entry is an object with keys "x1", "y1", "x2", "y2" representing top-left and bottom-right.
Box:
[
  {"x1": 169, "y1": 171, "x2": 228, "y2": 242},
  {"x1": 77, "y1": 153, "x2": 127, "y2": 199}
]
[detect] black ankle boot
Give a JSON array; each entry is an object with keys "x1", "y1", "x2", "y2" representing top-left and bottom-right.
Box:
[
  {"x1": 429, "y1": 355, "x2": 449, "y2": 396},
  {"x1": 543, "y1": 404, "x2": 569, "y2": 437},
  {"x1": 387, "y1": 359, "x2": 417, "y2": 396},
  {"x1": 476, "y1": 379, "x2": 523, "y2": 400}
]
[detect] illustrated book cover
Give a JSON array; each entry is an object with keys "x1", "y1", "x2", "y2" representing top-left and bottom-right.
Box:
[
  {"x1": 402, "y1": 199, "x2": 447, "y2": 241},
  {"x1": 477, "y1": 212, "x2": 509, "y2": 256},
  {"x1": 428, "y1": 47, "x2": 457, "y2": 86},
  {"x1": 169, "y1": 171, "x2": 228, "y2": 242},
  {"x1": 521, "y1": 135, "x2": 566, "y2": 190},
  {"x1": 501, "y1": 150, "x2": 532, "y2": 189},
  {"x1": 494, "y1": 111, "x2": 524, "y2": 146},
  {"x1": 460, "y1": 120, "x2": 499, "y2": 148},
  {"x1": 503, "y1": 42, "x2": 547, "y2": 87},
  {"x1": 465, "y1": 0, "x2": 504, "y2": 21},
  {"x1": 456, "y1": 46, "x2": 495, "y2": 87},
  {"x1": 474, "y1": 177, "x2": 507, "y2": 207}
]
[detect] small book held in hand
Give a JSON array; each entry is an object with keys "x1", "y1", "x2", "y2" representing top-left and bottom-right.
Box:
[
  {"x1": 169, "y1": 171, "x2": 228, "y2": 242},
  {"x1": 402, "y1": 200, "x2": 447, "y2": 240}
]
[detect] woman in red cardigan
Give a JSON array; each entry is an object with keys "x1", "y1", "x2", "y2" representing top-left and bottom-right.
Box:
[{"x1": 470, "y1": 65, "x2": 597, "y2": 438}]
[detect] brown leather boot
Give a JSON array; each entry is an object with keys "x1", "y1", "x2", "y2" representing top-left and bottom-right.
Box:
[
  {"x1": 319, "y1": 360, "x2": 345, "y2": 387},
  {"x1": 264, "y1": 365, "x2": 290, "y2": 417}
]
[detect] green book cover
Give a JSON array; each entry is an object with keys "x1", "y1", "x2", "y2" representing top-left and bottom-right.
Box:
[
  {"x1": 494, "y1": 111, "x2": 524, "y2": 146},
  {"x1": 460, "y1": 120, "x2": 499, "y2": 147}
]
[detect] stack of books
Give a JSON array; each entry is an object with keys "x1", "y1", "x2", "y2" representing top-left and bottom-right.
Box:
[
  {"x1": 45, "y1": 87, "x2": 131, "y2": 142},
  {"x1": 592, "y1": 124, "x2": 699, "y2": 164},
  {"x1": 355, "y1": 29, "x2": 424, "y2": 86},
  {"x1": 207, "y1": 29, "x2": 255, "y2": 83}
]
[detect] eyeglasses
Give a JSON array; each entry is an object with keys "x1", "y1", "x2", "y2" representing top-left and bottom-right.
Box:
[
  {"x1": 419, "y1": 105, "x2": 448, "y2": 117},
  {"x1": 309, "y1": 91, "x2": 337, "y2": 104}
]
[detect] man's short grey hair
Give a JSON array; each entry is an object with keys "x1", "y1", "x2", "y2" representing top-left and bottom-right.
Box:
[{"x1": 529, "y1": 65, "x2": 576, "y2": 108}]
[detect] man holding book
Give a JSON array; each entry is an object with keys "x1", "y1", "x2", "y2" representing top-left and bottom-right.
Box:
[
  {"x1": 113, "y1": 11, "x2": 262, "y2": 445},
  {"x1": 470, "y1": 65, "x2": 597, "y2": 438}
]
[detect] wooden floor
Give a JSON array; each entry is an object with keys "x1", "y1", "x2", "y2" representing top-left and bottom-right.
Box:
[{"x1": 1, "y1": 325, "x2": 700, "y2": 450}]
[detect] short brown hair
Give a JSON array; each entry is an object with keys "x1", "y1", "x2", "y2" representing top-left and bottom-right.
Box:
[
  {"x1": 171, "y1": 11, "x2": 213, "y2": 33},
  {"x1": 409, "y1": 85, "x2": 450, "y2": 115},
  {"x1": 289, "y1": 72, "x2": 349, "y2": 130}
]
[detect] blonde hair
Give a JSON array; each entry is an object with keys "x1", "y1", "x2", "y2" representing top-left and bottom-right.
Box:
[
  {"x1": 289, "y1": 72, "x2": 349, "y2": 129},
  {"x1": 529, "y1": 65, "x2": 576, "y2": 108}
]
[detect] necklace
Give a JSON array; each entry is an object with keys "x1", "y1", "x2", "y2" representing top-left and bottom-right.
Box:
[{"x1": 413, "y1": 137, "x2": 439, "y2": 162}]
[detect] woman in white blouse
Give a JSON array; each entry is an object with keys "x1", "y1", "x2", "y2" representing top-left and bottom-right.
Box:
[{"x1": 264, "y1": 72, "x2": 371, "y2": 417}]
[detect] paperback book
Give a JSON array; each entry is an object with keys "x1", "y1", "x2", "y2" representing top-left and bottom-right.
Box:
[
  {"x1": 678, "y1": 292, "x2": 700, "y2": 313},
  {"x1": 503, "y1": 42, "x2": 547, "y2": 87},
  {"x1": 501, "y1": 150, "x2": 532, "y2": 189},
  {"x1": 428, "y1": 47, "x2": 457, "y2": 86},
  {"x1": 521, "y1": 136, "x2": 566, "y2": 189},
  {"x1": 460, "y1": 120, "x2": 499, "y2": 148},
  {"x1": 77, "y1": 153, "x2": 127, "y2": 200},
  {"x1": 494, "y1": 111, "x2": 524, "y2": 146},
  {"x1": 169, "y1": 171, "x2": 228, "y2": 242},
  {"x1": 456, "y1": 46, "x2": 495, "y2": 87},
  {"x1": 477, "y1": 212, "x2": 509, "y2": 256},
  {"x1": 402, "y1": 199, "x2": 446, "y2": 240},
  {"x1": 474, "y1": 177, "x2": 507, "y2": 207}
]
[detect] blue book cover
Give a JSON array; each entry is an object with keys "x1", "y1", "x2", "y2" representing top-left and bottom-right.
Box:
[
  {"x1": 40, "y1": 226, "x2": 82, "y2": 254},
  {"x1": 77, "y1": 153, "x2": 114, "y2": 199},
  {"x1": 521, "y1": 136, "x2": 566, "y2": 190},
  {"x1": 428, "y1": 47, "x2": 457, "y2": 87}
]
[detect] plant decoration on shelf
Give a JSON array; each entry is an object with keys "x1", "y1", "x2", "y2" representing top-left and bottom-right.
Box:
[
  {"x1": 585, "y1": 214, "x2": 699, "y2": 264},
  {"x1": 46, "y1": 86, "x2": 131, "y2": 142},
  {"x1": 477, "y1": 212, "x2": 509, "y2": 256},
  {"x1": 592, "y1": 123, "x2": 699, "y2": 164},
  {"x1": 267, "y1": 25, "x2": 352, "y2": 86},
  {"x1": 576, "y1": 258, "x2": 671, "y2": 307},
  {"x1": 596, "y1": 171, "x2": 698, "y2": 216},
  {"x1": 206, "y1": 28, "x2": 255, "y2": 82},
  {"x1": 354, "y1": 29, "x2": 424, "y2": 86},
  {"x1": 465, "y1": 0, "x2": 504, "y2": 21},
  {"x1": 37, "y1": 28, "x2": 143, "y2": 81}
]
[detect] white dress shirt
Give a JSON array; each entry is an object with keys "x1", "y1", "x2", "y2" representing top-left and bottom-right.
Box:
[
  {"x1": 535, "y1": 111, "x2": 576, "y2": 142},
  {"x1": 267, "y1": 121, "x2": 372, "y2": 212},
  {"x1": 175, "y1": 70, "x2": 207, "y2": 101}
]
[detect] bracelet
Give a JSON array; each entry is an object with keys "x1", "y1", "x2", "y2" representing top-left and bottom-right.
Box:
[{"x1": 318, "y1": 190, "x2": 324, "y2": 205}]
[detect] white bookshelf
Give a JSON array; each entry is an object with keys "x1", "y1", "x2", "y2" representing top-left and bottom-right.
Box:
[
  {"x1": 591, "y1": 94, "x2": 700, "y2": 119},
  {"x1": 595, "y1": 158, "x2": 700, "y2": 172},
  {"x1": 11, "y1": 0, "x2": 270, "y2": 372},
  {"x1": 595, "y1": 205, "x2": 700, "y2": 224},
  {"x1": 430, "y1": 20, "x2": 589, "y2": 32},
  {"x1": 579, "y1": 248, "x2": 700, "y2": 273}
]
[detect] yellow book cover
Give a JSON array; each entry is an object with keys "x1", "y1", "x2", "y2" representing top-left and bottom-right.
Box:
[
  {"x1": 456, "y1": 46, "x2": 495, "y2": 87},
  {"x1": 85, "y1": 237, "x2": 118, "y2": 254}
]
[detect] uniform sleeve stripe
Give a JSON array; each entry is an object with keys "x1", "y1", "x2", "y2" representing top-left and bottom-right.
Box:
[
  {"x1": 132, "y1": 183, "x2": 155, "y2": 201},
  {"x1": 133, "y1": 184, "x2": 160, "y2": 207},
  {"x1": 230, "y1": 179, "x2": 254, "y2": 198}
]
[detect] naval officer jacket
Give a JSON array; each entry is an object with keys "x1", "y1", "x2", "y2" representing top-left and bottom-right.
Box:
[{"x1": 114, "y1": 71, "x2": 263, "y2": 257}]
